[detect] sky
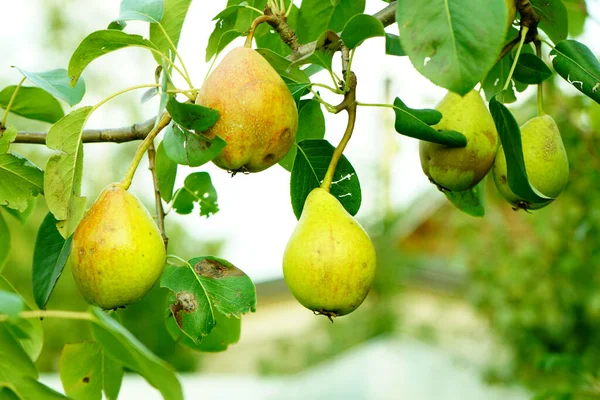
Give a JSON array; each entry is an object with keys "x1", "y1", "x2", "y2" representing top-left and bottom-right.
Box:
[{"x1": 1, "y1": 0, "x2": 600, "y2": 282}]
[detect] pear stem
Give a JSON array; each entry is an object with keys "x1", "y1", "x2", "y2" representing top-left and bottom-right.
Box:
[
  {"x1": 147, "y1": 141, "x2": 169, "y2": 249},
  {"x1": 1, "y1": 77, "x2": 26, "y2": 128},
  {"x1": 121, "y1": 113, "x2": 172, "y2": 190},
  {"x1": 503, "y1": 26, "x2": 529, "y2": 92},
  {"x1": 535, "y1": 40, "x2": 545, "y2": 116},
  {"x1": 0, "y1": 310, "x2": 95, "y2": 322}
]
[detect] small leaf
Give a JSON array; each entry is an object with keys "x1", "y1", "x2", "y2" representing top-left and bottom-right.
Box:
[
  {"x1": 340, "y1": 14, "x2": 384, "y2": 50},
  {"x1": 0, "y1": 125, "x2": 17, "y2": 154},
  {"x1": 107, "y1": 20, "x2": 127, "y2": 30},
  {"x1": 32, "y1": 213, "x2": 73, "y2": 309},
  {"x1": 296, "y1": 0, "x2": 365, "y2": 43},
  {"x1": 172, "y1": 172, "x2": 219, "y2": 217},
  {"x1": 290, "y1": 30, "x2": 341, "y2": 72},
  {"x1": 444, "y1": 178, "x2": 486, "y2": 217},
  {"x1": 290, "y1": 139, "x2": 361, "y2": 219},
  {"x1": 531, "y1": 0, "x2": 568, "y2": 44},
  {"x1": 0, "y1": 153, "x2": 44, "y2": 212},
  {"x1": 0, "y1": 211, "x2": 9, "y2": 271},
  {"x1": 392, "y1": 97, "x2": 466, "y2": 147},
  {"x1": 0, "y1": 86, "x2": 64, "y2": 124},
  {"x1": 162, "y1": 123, "x2": 226, "y2": 167},
  {"x1": 0, "y1": 290, "x2": 24, "y2": 317},
  {"x1": 385, "y1": 33, "x2": 405, "y2": 57},
  {"x1": 166, "y1": 97, "x2": 220, "y2": 132},
  {"x1": 489, "y1": 93, "x2": 552, "y2": 203},
  {"x1": 15, "y1": 68, "x2": 86, "y2": 106},
  {"x1": 117, "y1": 0, "x2": 164, "y2": 23},
  {"x1": 513, "y1": 53, "x2": 553, "y2": 84},
  {"x1": 90, "y1": 308, "x2": 183, "y2": 400},
  {"x1": 155, "y1": 141, "x2": 177, "y2": 202},
  {"x1": 149, "y1": 0, "x2": 193, "y2": 64},
  {"x1": 140, "y1": 88, "x2": 158, "y2": 104},
  {"x1": 550, "y1": 40, "x2": 600, "y2": 104},
  {"x1": 68, "y1": 30, "x2": 158, "y2": 86}
]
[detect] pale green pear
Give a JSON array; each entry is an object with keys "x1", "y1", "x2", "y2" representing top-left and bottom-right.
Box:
[
  {"x1": 492, "y1": 115, "x2": 569, "y2": 210},
  {"x1": 420, "y1": 90, "x2": 499, "y2": 191},
  {"x1": 283, "y1": 188, "x2": 376, "y2": 318},
  {"x1": 71, "y1": 183, "x2": 166, "y2": 309},
  {"x1": 196, "y1": 47, "x2": 298, "y2": 173}
]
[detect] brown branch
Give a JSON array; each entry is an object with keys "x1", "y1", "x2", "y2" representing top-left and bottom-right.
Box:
[{"x1": 147, "y1": 141, "x2": 169, "y2": 249}]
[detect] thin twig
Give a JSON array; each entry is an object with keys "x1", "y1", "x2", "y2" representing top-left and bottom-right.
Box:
[{"x1": 147, "y1": 141, "x2": 169, "y2": 249}]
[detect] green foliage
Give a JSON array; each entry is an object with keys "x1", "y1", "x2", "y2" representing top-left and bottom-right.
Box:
[
  {"x1": 0, "y1": 153, "x2": 44, "y2": 212},
  {"x1": 550, "y1": 40, "x2": 600, "y2": 104},
  {"x1": 444, "y1": 179, "x2": 487, "y2": 218},
  {"x1": 172, "y1": 172, "x2": 219, "y2": 217},
  {"x1": 0, "y1": 86, "x2": 64, "y2": 124},
  {"x1": 14, "y1": 68, "x2": 86, "y2": 106},
  {"x1": 296, "y1": 0, "x2": 365, "y2": 43}
]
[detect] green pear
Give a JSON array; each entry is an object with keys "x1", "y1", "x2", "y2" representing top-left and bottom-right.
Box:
[
  {"x1": 492, "y1": 115, "x2": 569, "y2": 210},
  {"x1": 283, "y1": 188, "x2": 376, "y2": 318},
  {"x1": 71, "y1": 183, "x2": 166, "y2": 309},
  {"x1": 195, "y1": 47, "x2": 298, "y2": 173},
  {"x1": 420, "y1": 90, "x2": 499, "y2": 191}
]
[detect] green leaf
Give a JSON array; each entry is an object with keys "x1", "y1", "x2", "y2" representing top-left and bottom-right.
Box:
[
  {"x1": 531, "y1": 0, "x2": 568, "y2": 44},
  {"x1": 0, "y1": 153, "x2": 44, "y2": 212},
  {"x1": 290, "y1": 139, "x2": 361, "y2": 219},
  {"x1": 385, "y1": 33, "x2": 405, "y2": 57},
  {"x1": 44, "y1": 107, "x2": 91, "y2": 237},
  {"x1": 254, "y1": 4, "x2": 299, "y2": 56},
  {"x1": 0, "y1": 86, "x2": 64, "y2": 124},
  {"x1": 166, "y1": 97, "x2": 220, "y2": 133},
  {"x1": 489, "y1": 93, "x2": 552, "y2": 203},
  {"x1": 255, "y1": 48, "x2": 310, "y2": 84},
  {"x1": 482, "y1": 52, "x2": 518, "y2": 103},
  {"x1": 68, "y1": 30, "x2": 158, "y2": 86},
  {"x1": 0, "y1": 324, "x2": 37, "y2": 381},
  {"x1": 90, "y1": 308, "x2": 183, "y2": 400},
  {"x1": 163, "y1": 123, "x2": 226, "y2": 167},
  {"x1": 512, "y1": 53, "x2": 553, "y2": 84},
  {"x1": 340, "y1": 14, "x2": 384, "y2": 50},
  {"x1": 149, "y1": 0, "x2": 192, "y2": 64},
  {"x1": 564, "y1": 0, "x2": 587, "y2": 37},
  {"x1": 155, "y1": 141, "x2": 177, "y2": 202},
  {"x1": 172, "y1": 172, "x2": 219, "y2": 217},
  {"x1": 0, "y1": 277, "x2": 43, "y2": 362},
  {"x1": 444, "y1": 178, "x2": 486, "y2": 217},
  {"x1": 107, "y1": 20, "x2": 127, "y2": 31},
  {"x1": 2, "y1": 197, "x2": 36, "y2": 224},
  {"x1": 392, "y1": 97, "x2": 466, "y2": 147},
  {"x1": 15, "y1": 68, "x2": 86, "y2": 106},
  {"x1": 296, "y1": 0, "x2": 365, "y2": 43},
  {"x1": 32, "y1": 213, "x2": 73, "y2": 309},
  {"x1": 550, "y1": 40, "x2": 600, "y2": 104},
  {"x1": 0, "y1": 126, "x2": 17, "y2": 155},
  {"x1": 0, "y1": 290, "x2": 23, "y2": 317},
  {"x1": 161, "y1": 256, "x2": 256, "y2": 342},
  {"x1": 59, "y1": 342, "x2": 123, "y2": 400},
  {"x1": 0, "y1": 212, "x2": 9, "y2": 271},
  {"x1": 2, "y1": 378, "x2": 68, "y2": 400},
  {"x1": 117, "y1": 0, "x2": 164, "y2": 23},
  {"x1": 165, "y1": 306, "x2": 240, "y2": 352},
  {"x1": 397, "y1": 0, "x2": 507, "y2": 95},
  {"x1": 290, "y1": 30, "x2": 341, "y2": 72},
  {"x1": 279, "y1": 99, "x2": 325, "y2": 171}
]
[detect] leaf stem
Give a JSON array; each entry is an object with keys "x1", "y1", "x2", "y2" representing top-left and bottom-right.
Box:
[
  {"x1": 91, "y1": 84, "x2": 160, "y2": 113},
  {"x1": 310, "y1": 82, "x2": 343, "y2": 94},
  {"x1": 244, "y1": 5, "x2": 264, "y2": 15},
  {"x1": 120, "y1": 113, "x2": 172, "y2": 190},
  {"x1": 155, "y1": 22, "x2": 194, "y2": 89},
  {"x1": 1, "y1": 77, "x2": 26, "y2": 128},
  {"x1": 285, "y1": 0, "x2": 294, "y2": 17},
  {"x1": 166, "y1": 254, "x2": 191, "y2": 267},
  {"x1": 309, "y1": 89, "x2": 337, "y2": 113},
  {"x1": 535, "y1": 40, "x2": 545, "y2": 116},
  {"x1": 0, "y1": 310, "x2": 95, "y2": 322},
  {"x1": 503, "y1": 26, "x2": 529, "y2": 91},
  {"x1": 149, "y1": 49, "x2": 192, "y2": 88}
]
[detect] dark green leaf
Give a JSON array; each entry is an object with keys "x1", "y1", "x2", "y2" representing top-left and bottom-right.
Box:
[
  {"x1": 149, "y1": 0, "x2": 192, "y2": 64},
  {"x1": 290, "y1": 139, "x2": 361, "y2": 219},
  {"x1": 166, "y1": 97, "x2": 220, "y2": 133},
  {"x1": 392, "y1": 97, "x2": 466, "y2": 147},
  {"x1": 489, "y1": 93, "x2": 552, "y2": 203},
  {"x1": 287, "y1": 83, "x2": 311, "y2": 105},
  {"x1": 163, "y1": 123, "x2": 226, "y2": 167},
  {"x1": 513, "y1": 53, "x2": 553, "y2": 84},
  {"x1": 255, "y1": 48, "x2": 310, "y2": 84},
  {"x1": 482, "y1": 51, "x2": 518, "y2": 103},
  {"x1": 155, "y1": 141, "x2": 177, "y2": 202},
  {"x1": 90, "y1": 308, "x2": 183, "y2": 400},
  {"x1": 385, "y1": 33, "x2": 405, "y2": 57},
  {"x1": 117, "y1": 0, "x2": 164, "y2": 23},
  {"x1": 0, "y1": 153, "x2": 44, "y2": 212},
  {"x1": 15, "y1": 68, "x2": 86, "y2": 106},
  {"x1": 68, "y1": 30, "x2": 158, "y2": 86},
  {"x1": 32, "y1": 213, "x2": 73, "y2": 309},
  {"x1": 0, "y1": 86, "x2": 64, "y2": 124},
  {"x1": 296, "y1": 0, "x2": 365, "y2": 43},
  {"x1": 531, "y1": 0, "x2": 568, "y2": 44},
  {"x1": 279, "y1": 99, "x2": 325, "y2": 171},
  {"x1": 0, "y1": 212, "x2": 9, "y2": 271},
  {"x1": 397, "y1": 0, "x2": 507, "y2": 95},
  {"x1": 163, "y1": 123, "x2": 188, "y2": 165},
  {"x1": 341, "y1": 14, "x2": 384, "y2": 50},
  {"x1": 290, "y1": 30, "x2": 341, "y2": 72},
  {"x1": 172, "y1": 172, "x2": 219, "y2": 217},
  {"x1": 444, "y1": 178, "x2": 486, "y2": 217},
  {"x1": 550, "y1": 40, "x2": 600, "y2": 104}
]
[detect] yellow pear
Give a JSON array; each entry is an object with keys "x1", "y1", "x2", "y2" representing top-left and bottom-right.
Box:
[
  {"x1": 492, "y1": 115, "x2": 569, "y2": 210},
  {"x1": 420, "y1": 90, "x2": 499, "y2": 191},
  {"x1": 283, "y1": 188, "x2": 376, "y2": 318},
  {"x1": 71, "y1": 183, "x2": 166, "y2": 309},
  {"x1": 195, "y1": 47, "x2": 298, "y2": 173}
]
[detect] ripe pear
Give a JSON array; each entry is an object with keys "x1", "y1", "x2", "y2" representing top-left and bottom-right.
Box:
[
  {"x1": 195, "y1": 47, "x2": 298, "y2": 173},
  {"x1": 492, "y1": 115, "x2": 569, "y2": 210},
  {"x1": 283, "y1": 188, "x2": 376, "y2": 318},
  {"x1": 420, "y1": 90, "x2": 499, "y2": 191},
  {"x1": 71, "y1": 183, "x2": 166, "y2": 309}
]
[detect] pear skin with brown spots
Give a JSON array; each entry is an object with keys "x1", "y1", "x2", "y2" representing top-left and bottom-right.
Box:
[
  {"x1": 71, "y1": 183, "x2": 166, "y2": 309},
  {"x1": 196, "y1": 47, "x2": 298, "y2": 173}
]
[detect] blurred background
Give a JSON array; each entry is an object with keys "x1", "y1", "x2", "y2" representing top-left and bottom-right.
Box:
[{"x1": 1, "y1": 0, "x2": 600, "y2": 399}]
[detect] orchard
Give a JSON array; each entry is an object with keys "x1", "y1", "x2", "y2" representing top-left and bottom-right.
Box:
[{"x1": 0, "y1": 0, "x2": 598, "y2": 399}]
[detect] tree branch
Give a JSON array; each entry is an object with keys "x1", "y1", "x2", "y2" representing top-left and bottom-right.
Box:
[{"x1": 147, "y1": 141, "x2": 169, "y2": 250}]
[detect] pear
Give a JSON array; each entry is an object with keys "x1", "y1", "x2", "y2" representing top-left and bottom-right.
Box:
[
  {"x1": 195, "y1": 47, "x2": 298, "y2": 173},
  {"x1": 283, "y1": 188, "x2": 376, "y2": 318},
  {"x1": 71, "y1": 183, "x2": 166, "y2": 309},
  {"x1": 420, "y1": 90, "x2": 499, "y2": 191},
  {"x1": 492, "y1": 115, "x2": 569, "y2": 210}
]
